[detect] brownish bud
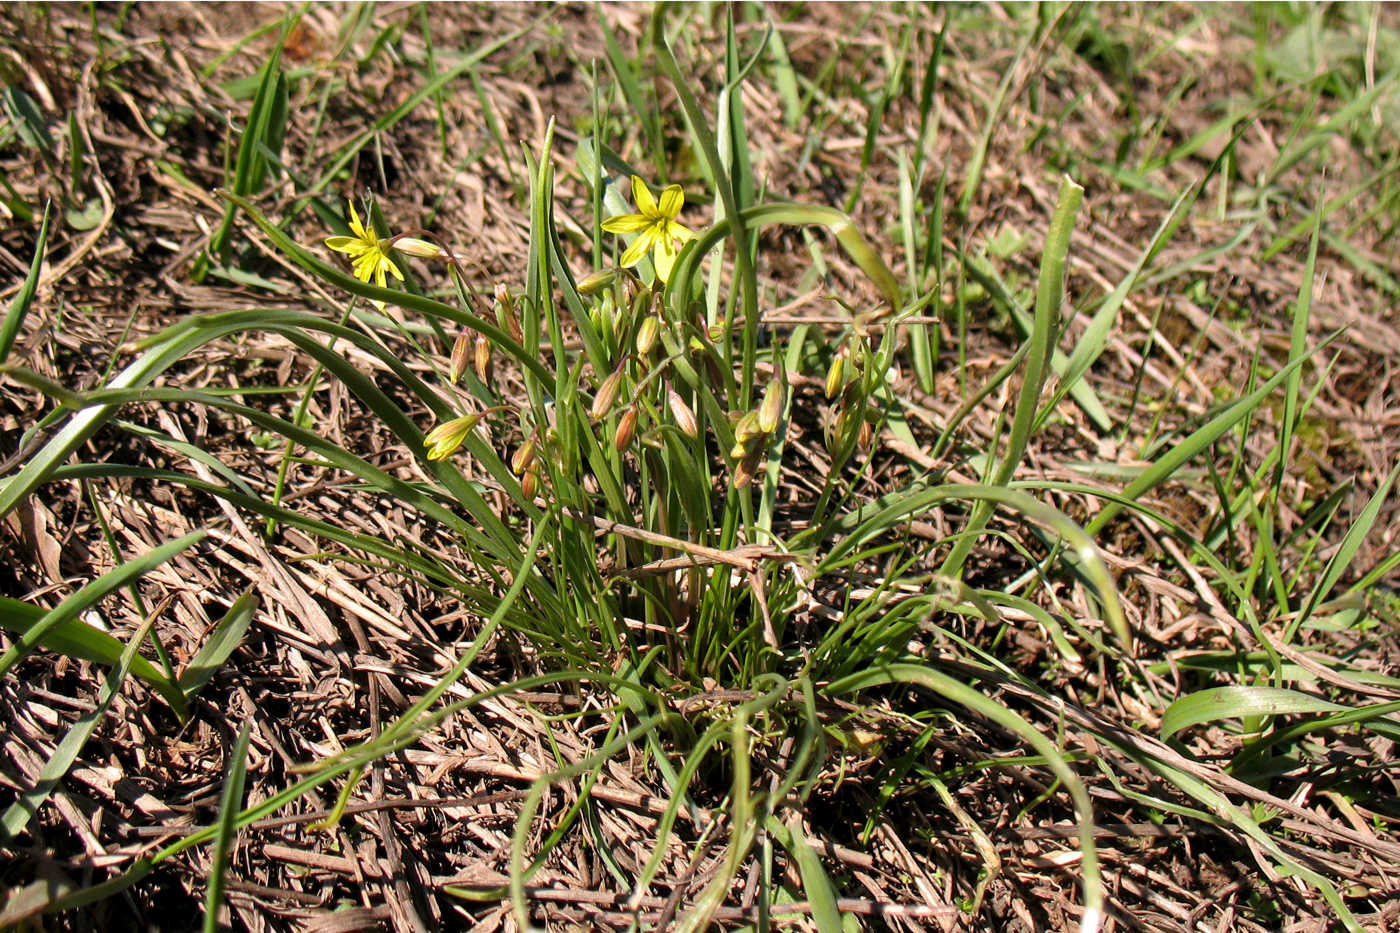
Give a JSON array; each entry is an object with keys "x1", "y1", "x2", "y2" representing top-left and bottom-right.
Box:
[
  {"x1": 449, "y1": 330, "x2": 472, "y2": 384},
  {"x1": 521, "y1": 464, "x2": 540, "y2": 499},
  {"x1": 495, "y1": 283, "x2": 523, "y2": 343},
  {"x1": 591, "y1": 366, "x2": 625, "y2": 420},
  {"x1": 858, "y1": 417, "x2": 874, "y2": 449},
  {"x1": 734, "y1": 446, "x2": 764, "y2": 489},
  {"x1": 757, "y1": 380, "x2": 784, "y2": 435},
  {"x1": 667, "y1": 385, "x2": 698, "y2": 438},
  {"x1": 614, "y1": 406, "x2": 639, "y2": 451},
  {"x1": 391, "y1": 236, "x2": 443, "y2": 259}
]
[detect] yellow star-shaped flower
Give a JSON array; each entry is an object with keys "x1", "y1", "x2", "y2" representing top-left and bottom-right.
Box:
[
  {"x1": 325, "y1": 200, "x2": 403, "y2": 307},
  {"x1": 601, "y1": 175, "x2": 694, "y2": 284}
]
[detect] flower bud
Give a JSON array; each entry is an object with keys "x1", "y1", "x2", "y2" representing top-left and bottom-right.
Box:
[
  {"x1": 614, "y1": 406, "x2": 639, "y2": 451},
  {"x1": 521, "y1": 464, "x2": 540, "y2": 499},
  {"x1": 591, "y1": 366, "x2": 625, "y2": 420},
  {"x1": 635, "y1": 315, "x2": 660, "y2": 356},
  {"x1": 734, "y1": 447, "x2": 763, "y2": 490},
  {"x1": 733, "y1": 410, "x2": 762, "y2": 445},
  {"x1": 825, "y1": 355, "x2": 846, "y2": 400},
  {"x1": 392, "y1": 236, "x2": 443, "y2": 259},
  {"x1": 577, "y1": 268, "x2": 618, "y2": 295},
  {"x1": 423, "y1": 413, "x2": 481, "y2": 461},
  {"x1": 449, "y1": 330, "x2": 472, "y2": 384},
  {"x1": 511, "y1": 436, "x2": 537, "y2": 476},
  {"x1": 757, "y1": 380, "x2": 784, "y2": 435},
  {"x1": 667, "y1": 385, "x2": 698, "y2": 438},
  {"x1": 474, "y1": 333, "x2": 492, "y2": 384},
  {"x1": 495, "y1": 283, "x2": 522, "y2": 343}
]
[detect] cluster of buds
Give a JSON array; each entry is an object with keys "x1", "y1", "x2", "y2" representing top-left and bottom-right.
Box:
[
  {"x1": 728, "y1": 378, "x2": 785, "y2": 489},
  {"x1": 825, "y1": 338, "x2": 877, "y2": 452}
]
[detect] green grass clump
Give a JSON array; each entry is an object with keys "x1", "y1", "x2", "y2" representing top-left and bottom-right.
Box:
[{"x1": 2, "y1": 3, "x2": 1398, "y2": 930}]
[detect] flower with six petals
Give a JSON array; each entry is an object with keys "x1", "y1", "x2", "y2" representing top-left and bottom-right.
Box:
[
  {"x1": 325, "y1": 200, "x2": 403, "y2": 307},
  {"x1": 601, "y1": 176, "x2": 694, "y2": 284}
]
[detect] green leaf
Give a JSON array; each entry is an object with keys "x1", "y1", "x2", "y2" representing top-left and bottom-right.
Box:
[
  {"x1": 202, "y1": 722, "x2": 252, "y2": 933},
  {"x1": 178, "y1": 590, "x2": 258, "y2": 698},
  {"x1": 2, "y1": 87, "x2": 51, "y2": 152},
  {"x1": 1161, "y1": 686, "x2": 1345, "y2": 741},
  {"x1": 0, "y1": 201, "x2": 49, "y2": 364}
]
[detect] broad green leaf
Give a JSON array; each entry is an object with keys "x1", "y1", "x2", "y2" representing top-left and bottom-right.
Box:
[
  {"x1": 1161, "y1": 686, "x2": 1345, "y2": 741},
  {"x1": 178, "y1": 590, "x2": 258, "y2": 697}
]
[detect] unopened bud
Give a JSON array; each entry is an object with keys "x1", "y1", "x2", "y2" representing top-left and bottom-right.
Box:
[
  {"x1": 667, "y1": 386, "x2": 698, "y2": 438},
  {"x1": 521, "y1": 464, "x2": 540, "y2": 499},
  {"x1": 733, "y1": 410, "x2": 762, "y2": 445},
  {"x1": 858, "y1": 418, "x2": 874, "y2": 449},
  {"x1": 757, "y1": 380, "x2": 784, "y2": 435},
  {"x1": 825, "y1": 355, "x2": 846, "y2": 400},
  {"x1": 495, "y1": 283, "x2": 522, "y2": 343},
  {"x1": 635, "y1": 316, "x2": 660, "y2": 356},
  {"x1": 511, "y1": 436, "x2": 537, "y2": 476},
  {"x1": 577, "y1": 268, "x2": 618, "y2": 295},
  {"x1": 474, "y1": 334, "x2": 492, "y2": 384},
  {"x1": 392, "y1": 236, "x2": 443, "y2": 259},
  {"x1": 449, "y1": 330, "x2": 472, "y2": 384},
  {"x1": 423, "y1": 413, "x2": 481, "y2": 461},
  {"x1": 734, "y1": 447, "x2": 763, "y2": 489},
  {"x1": 591, "y1": 367, "x2": 625, "y2": 420},
  {"x1": 614, "y1": 406, "x2": 639, "y2": 451}
]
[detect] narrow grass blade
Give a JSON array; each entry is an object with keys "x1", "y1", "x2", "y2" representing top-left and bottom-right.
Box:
[
  {"x1": 202, "y1": 722, "x2": 252, "y2": 933},
  {"x1": 0, "y1": 611, "x2": 158, "y2": 841},
  {"x1": 773, "y1": 816, "x2": 842, "y2": 932},
  {"x1": 178, "y1": 590, "x2": 258, "y2": 698},
  {"x1": 0, "y1": 596, "x2": 179, "y2": 707},
  {"x1": 0, "y1": 531, "x2": 205, "y2": 710},
  {"x1": 831, "y1": 662, "x2": 1104, "y2": 932},
  {"x1": 941, "y1": 177, "x2": 1083, "y2": 578},
  {"x1": 1084, "y1": 339, "x2": 1333, "y2": 536},
  {"x1": 0, "y1": 201, "x2": 49, "y2": 363}
]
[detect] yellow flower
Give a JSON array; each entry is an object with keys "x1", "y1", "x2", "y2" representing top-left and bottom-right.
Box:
[
  {"x1": 601, "y1": 175, "x2": 694, "y2": 284},
  {"x1": 325, "y1": 199, "x2": 403, "y2": 307},
  {"x1": 423, "y1": 413, "x2": 481, "y2": 461}
]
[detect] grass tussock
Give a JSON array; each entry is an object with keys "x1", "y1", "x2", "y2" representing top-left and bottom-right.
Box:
[{"x1": 1, "y1": 3, "x2": 1399, "y2": 931}]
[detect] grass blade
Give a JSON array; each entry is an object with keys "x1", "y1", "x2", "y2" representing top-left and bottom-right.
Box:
[
  {"x1": 0, "y1": 201, "x2": 49, "y2": 363},
  {"x1": 202, "y1": 722, "x2": 252, "y2": 933}
]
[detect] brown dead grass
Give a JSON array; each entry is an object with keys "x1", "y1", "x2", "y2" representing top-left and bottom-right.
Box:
[{"x1": 2, "y1": 3, "x2": 1399, "y2": 931}]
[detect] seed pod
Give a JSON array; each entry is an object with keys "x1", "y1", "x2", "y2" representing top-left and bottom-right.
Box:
[
  {"x1": 511, "y1": 436, "x2": 537, "y2": 476},
  {"x1": 449, "y1": 330, "x2": 472, "y2": 384},
  {"x1": 824, "y1": 355, "x2": 845, "y2": 400},
  {"x1": 667, "y1": 385, "x2": 698, "y2": 438},
  {"x1": 591, "y1": 366, "x2": 625, "y2": 420},
  {"x1": 635, "y1": 315, "x2": 660, "y2": 356},
  {"x1": 474, "y1": 333, "x2": 492, "y2": 384},
  {"x1": 757, "y1": 380, "x2": 784, "y2": 435},
  {"x1": 614, "y1": 406, "x2": 639, "y2": 451}
]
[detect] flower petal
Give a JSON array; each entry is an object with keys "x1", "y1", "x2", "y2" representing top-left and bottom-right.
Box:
[
  {"x1": 602, "y1": 213, "x2": 652, "y2": 234},
  {"x1": 619, "y1": 229, "x2": 657, "y2": 269},
  {"x1": 657, "y1": 185, "x2": 684, "y2": 220},
  {"x1": 631, "y1": 175, "x2": 659, "y2": 217},
  {"x1": 347, "y1": 200, "x2": 367, "y2": 240},
  {"x1": 325, "y1": 235, "x2": 359, "y2": 253},
  {"x1": 382, "y1": 254, "x2": 404, "y2": 282},
  {"x1": 653, "y1": 233, "x2": 682, "y2": 283}
]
